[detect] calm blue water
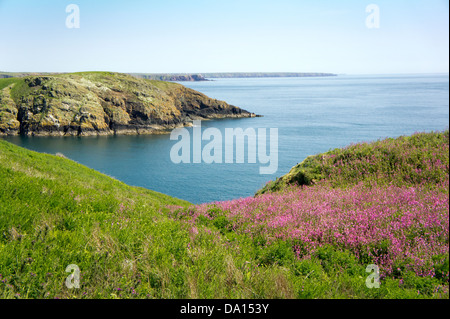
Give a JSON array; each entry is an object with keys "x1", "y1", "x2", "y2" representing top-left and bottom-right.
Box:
[{"x1": 3, "y1": 74, "x2": 449, "y2": 204}]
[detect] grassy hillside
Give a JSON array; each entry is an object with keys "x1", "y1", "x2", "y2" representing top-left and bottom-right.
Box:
[
  {"x1": 0, "y1": 140, "x2": 336, "y2": 299},
  {"x1": 258, "y1": 130, "x2": 449, "y2": 194},
  {"x1": 0, "y1": 139, "x2": 195, "y2": 298},
  {"x1": 168, "y1": 130, "x2": 449, "y2": 299},
  {"x1": 1, "y1": 131, "x2": 448, "y2": 299}
]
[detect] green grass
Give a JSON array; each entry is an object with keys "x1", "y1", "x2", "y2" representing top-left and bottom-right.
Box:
[
  {"x1": 258, "y1": 130, "x2": 449, "y2": 194},
  {"x1": 0, "y1": 136, "x2": 448, "y2": 299},
  {"x1": 0, "y1": 78, "x2": 22, "y2": 91}
]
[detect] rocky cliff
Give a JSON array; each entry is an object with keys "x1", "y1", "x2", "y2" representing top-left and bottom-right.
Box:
[
  {"x1": 130, "y1": 73, "x2": 208, "y2": 81},
  {"x1": 0, "y1": 72, "x2": 257, "y2": 136}
]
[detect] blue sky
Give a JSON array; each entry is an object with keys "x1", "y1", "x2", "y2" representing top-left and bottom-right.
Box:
[{"x1": 0, "y1": 0, "x2": 448, "y2": 74}]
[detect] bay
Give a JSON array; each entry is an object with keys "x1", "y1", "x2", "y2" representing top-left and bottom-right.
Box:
[{"x1": 3, "y1": 74, "x2": 449, "y2": 204}]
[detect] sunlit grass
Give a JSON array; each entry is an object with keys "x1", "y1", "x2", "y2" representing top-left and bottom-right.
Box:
[{"x1": 1, "y1": 131, "x2": 448, "y2": 299}]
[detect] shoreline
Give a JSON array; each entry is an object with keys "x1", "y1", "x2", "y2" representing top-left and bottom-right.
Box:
[{"x1": 0, "y1": 113, "x2": 261, "y2": 137}]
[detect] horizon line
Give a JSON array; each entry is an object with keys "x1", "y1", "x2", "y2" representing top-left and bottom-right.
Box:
[{"x1": 1, "y1": 70, "x2": 449, "y2": 76}]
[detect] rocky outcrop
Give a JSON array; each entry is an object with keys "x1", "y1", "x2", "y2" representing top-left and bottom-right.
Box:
[{"x1": 0, "y1": 72, "x2": 258, "y2": 136}]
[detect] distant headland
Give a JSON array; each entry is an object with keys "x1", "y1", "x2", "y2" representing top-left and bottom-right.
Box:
[
  {"x1": 1, "y1": 72, "x2": 337, "y2": 82},
  {"x1": 131, "y1": 72, "x2": 337, "y2": 81},
  {"x1": 0, "y1": 72, "x2": 258, "y2": 137}
]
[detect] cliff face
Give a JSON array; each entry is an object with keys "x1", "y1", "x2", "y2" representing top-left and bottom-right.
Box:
[
  {"x1": 0, "y1": 72, "x2": 256, "y2": 136},
  {"x1": 129, "y1": 73, "x2": 208, "y2": 81}
]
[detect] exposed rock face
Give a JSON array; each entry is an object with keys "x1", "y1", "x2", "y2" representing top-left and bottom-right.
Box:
[
  {"x1": 0, "y1": 72, "x2": 257, "y2": 136},
  {"x1": 130, "y1": 73, "x2": 209, "y2": 82}
]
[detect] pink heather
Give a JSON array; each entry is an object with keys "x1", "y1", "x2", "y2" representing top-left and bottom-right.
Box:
[{"x1": 189, "y1": 180, "x2": 449, "y2": 277}]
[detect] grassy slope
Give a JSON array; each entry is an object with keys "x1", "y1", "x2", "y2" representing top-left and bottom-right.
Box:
[
  {"x1": 0, "y1": 78, "x2": 22, "y2": 91},
  {"x1": 1, "y1": 140, "x2": 321, "y2": 299},
  {"x1": 170, "y1": 130, "x2": 449, "y2": 299},
  {"x1": 0, "y1": 140, "x2": 194, "y2": 298},
  {"x1": 1, "y1": 131, "x2": 448, "y2": 299},
  {"x1": 258, "y1": 130, "x2": 450, "y2": 194}
]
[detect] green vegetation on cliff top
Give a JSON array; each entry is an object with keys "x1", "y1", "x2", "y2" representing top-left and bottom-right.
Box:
[
  {"x1": 0, "y1": 130, "x2": 448, "y2": 299},
  {"x1": 258, "y1": 130, "x2": 450, "y2": 195}
]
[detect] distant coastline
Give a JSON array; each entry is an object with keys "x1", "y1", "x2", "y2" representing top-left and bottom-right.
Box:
[
  {"x1": 1, "y1": 71, "x2": 337, "y2": 82},
  {"x1": 130, "y1": 72, "x2": 338, "y2": 81}
]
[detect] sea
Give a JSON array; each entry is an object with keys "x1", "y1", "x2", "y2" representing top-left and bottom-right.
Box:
[{"x1": 2, "y1": 74, "x2": 449, "y2": 204}]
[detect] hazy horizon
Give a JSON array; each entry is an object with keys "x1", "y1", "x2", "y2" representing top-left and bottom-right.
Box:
[{"x1": 1, "y1": 71, "x2": 449, "y2": 76}]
